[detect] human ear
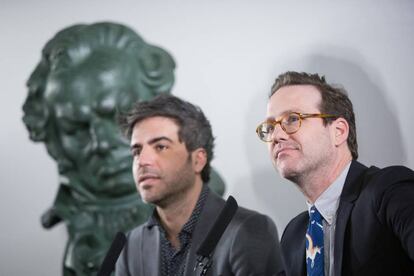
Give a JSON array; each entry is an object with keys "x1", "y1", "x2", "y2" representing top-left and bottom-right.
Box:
[
  {"x1": 332, "y1": 118, "x2": 349, "y2": 146},
  {"x1": 192, "y1": 148, "x2": 207, "y2": 173}
]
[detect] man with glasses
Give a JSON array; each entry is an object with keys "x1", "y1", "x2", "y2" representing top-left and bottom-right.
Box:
[
  {"x1": 116, "y1": 94, "x2": 284, "y2": 276},
  {"x1": 256, "y1": 71, "x2": 414, "y2": 275}
]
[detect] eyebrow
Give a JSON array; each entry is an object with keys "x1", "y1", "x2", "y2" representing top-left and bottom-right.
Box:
[
  {"x1": 130, "y1": 136, "x2": 174, "y2": 150},
  {"x1": 266, "y1": 110, "x2": 295, "y2": 121},
  {"x1": 148, "y1": 136, "x2": 174, "y2": 145}
]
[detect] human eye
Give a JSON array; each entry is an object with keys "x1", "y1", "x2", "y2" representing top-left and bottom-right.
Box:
[
  {"x1": 131, "y1": 147, "x2": 141, "y2": 157},
  {"x1": 155, "y1": 143, "x2": 168, "y2": 152},
  {"x1": 284, "y1": 113, "x2": 300, "y2": 125}
]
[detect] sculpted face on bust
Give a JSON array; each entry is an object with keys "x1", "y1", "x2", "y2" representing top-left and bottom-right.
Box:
[
  {"x1": 22, "y1": 23, "x2": 177, "y2": 200},
  {"x1": 43, "y1": 55, "x2": 139, "y2": 196}
]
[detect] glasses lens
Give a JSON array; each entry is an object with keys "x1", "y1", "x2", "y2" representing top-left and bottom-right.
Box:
[
  {"x1": 282, "y1": 113, "x2": 300, "y2": 134},
  {"x1": 257, "y1": 122, "x2": 274, "y2": 141}
]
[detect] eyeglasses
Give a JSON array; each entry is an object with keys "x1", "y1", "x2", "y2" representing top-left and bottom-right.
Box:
[{"x1": 256, "y1": 112, "x2": 337, "y2": 142}]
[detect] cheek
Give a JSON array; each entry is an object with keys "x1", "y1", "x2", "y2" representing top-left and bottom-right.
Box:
[
  {"x1": 60, "y1": 136, "x2": 81, "y2": 159},
  {"x1": 301, "y1": 131, "x2": 329, "y2": 155},
  {"x1": 132, "y1": 159, "x2": 139, "y2": 182}
]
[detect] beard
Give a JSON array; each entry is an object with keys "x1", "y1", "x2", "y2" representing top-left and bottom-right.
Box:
[
  {"x1": 275, "y1": 144, "x2": 335, "y2": 188},
  {"x1": 140, "y1": 155, "x2": 197, "y2": 208}
]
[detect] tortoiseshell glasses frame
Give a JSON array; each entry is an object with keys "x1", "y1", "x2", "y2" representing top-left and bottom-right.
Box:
[{"x1": 256, "y1": 112, "x2": 338, "y2": 142}]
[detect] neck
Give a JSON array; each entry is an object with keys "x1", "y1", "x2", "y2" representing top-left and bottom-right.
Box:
[
  {"x1": 297, "y1": 152, "x2": 352, "y2": 204},
  {"x1": 156, "y1": 178, "x2": 203, "y2": 248}
]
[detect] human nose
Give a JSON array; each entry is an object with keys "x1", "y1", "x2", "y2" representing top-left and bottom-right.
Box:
[
  {"x1": 137, "y1": 146, "x2": 155, "y2": 167},
  {"x1": 270, "y1": 122, "x2": 289, "y2": 143}
]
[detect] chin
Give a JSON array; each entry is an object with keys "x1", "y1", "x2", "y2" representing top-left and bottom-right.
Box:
[
  {"x1": 276, "y1": 163, "x2": 299, "y2": 180},
  {"x1": 140, "y1": 190, "x2": 168, "y2": 206},
  {"x1": 139, "y1": 191, "x2": 156, "y2": 204},
  {"x1": 141, "y1": 196, "x2": 158, "y2": 205}
]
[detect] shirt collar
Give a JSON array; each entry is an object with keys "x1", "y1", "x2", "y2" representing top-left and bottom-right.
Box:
[
  {"x1": 307, "y1": 161, "x2": 351, "y2": 225},
  {"x1": 147, "y1": 208, "x2": 159, "y2": 228}
]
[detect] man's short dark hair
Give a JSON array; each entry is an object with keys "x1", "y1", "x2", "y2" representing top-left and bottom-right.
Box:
[
  {"x1": 270, "y1": 71, "x2": 358, "y2": 160},
  {"x1": 119, "y1": 94, "x2": 215, "y2": 182}
]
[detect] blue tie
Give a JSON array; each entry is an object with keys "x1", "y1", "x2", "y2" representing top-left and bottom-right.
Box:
[{"x1": 306, "y1": 206, "x2": 324, "y2": 276}]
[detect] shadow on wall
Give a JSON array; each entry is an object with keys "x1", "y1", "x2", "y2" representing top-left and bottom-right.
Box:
[
  {"x1": 241, "y1": 47, "x2": 406, "y2": 234},
  {"x1": 304, "y1": 51, "x2": 406, "y2": 167}
]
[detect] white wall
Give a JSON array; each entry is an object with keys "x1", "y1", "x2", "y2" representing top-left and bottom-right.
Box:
[{"x1": 1, "y1": 0, "x2": 414, "y2": 275}]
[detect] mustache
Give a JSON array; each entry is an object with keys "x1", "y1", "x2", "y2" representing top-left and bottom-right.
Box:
[
  {"x1": 272, "y1": 142, "x2": 300, "y2": 158},
  {"x1": 137, "y1": 167, "x2": 161, "y2": 182}
]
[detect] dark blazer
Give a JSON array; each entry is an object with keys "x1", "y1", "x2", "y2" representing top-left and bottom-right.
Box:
[
  {"x1": 116, "y1": 188, "x2": 284, "y2": 276},
  {"x1": 281, "y1": 160, "x2": 414, "y2": 276}
]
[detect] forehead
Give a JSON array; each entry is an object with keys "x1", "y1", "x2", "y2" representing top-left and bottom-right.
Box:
[
  {"x1": 267, "y1": 85, "x2": 322, "y2": 117},
  {"x1": 45, "y1": 71, "x2": 110, "y2": 103},
  {"x1": 45, "y1": 70, "x2": 122, "y2": 119},
  {"x1": 131, "y1": 116, "x2": 180, "y2": 144}
]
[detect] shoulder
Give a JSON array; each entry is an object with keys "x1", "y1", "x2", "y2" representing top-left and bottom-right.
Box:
[
  {"x1": 281, "y1": 211, "x2": 308, "y2": 245},
  {"x1": 368, "y1": 165, "x2": 414, "y2": 182},
  {"x1": 350, "y1": 164, "x2": 414, "y2": 225},
  {"x1": 203, "y1": 191, "x2": 279, "y2": 243},
  {"x1": 115, "y1": 224, "x2": 148, "y2": 275},
  {"x1": 126, "y1": 224, "x2": 146, "y2": 241},
  {"x1": 220, "y1": 206, "x2": 283, "y2": 274},
  {"x1": 345, "y1": 161, "x2": 414, "y2": 200},
  {"x1": 128, "y1": 223, "x2": 147, "y2": 233},
  {"x1": 360, "y1": 165, "x2": 414, "y2": 195},
  {"x1": 202, "y1": 191, "x2": 277, "y2": 230},
  {"x1": 226, "y1": 204, "x2": 277, "y2": 234},
  {"x1": 204, "y1": 191, "x2": 279, "y2": 235},
  {"x1": 281, "y1": 211, "x2": 308, "y2": 236},
  {"x1": 124, "y1": 221, "x2": 159, "y2": 245}
]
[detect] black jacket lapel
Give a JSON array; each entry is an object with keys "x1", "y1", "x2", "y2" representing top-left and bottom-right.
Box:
[{"x1": 334, "y1": 161, "x2": 368, "y2": 276}]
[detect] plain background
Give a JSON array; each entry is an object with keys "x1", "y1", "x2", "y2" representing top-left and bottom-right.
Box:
[{"x1": 1, "y1": 0, "x2": 414, "y2": 275}]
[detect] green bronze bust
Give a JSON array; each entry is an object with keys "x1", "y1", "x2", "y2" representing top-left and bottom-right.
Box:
[{"x1": 22, "y1": 22, "x2": 225, "y2": 275}]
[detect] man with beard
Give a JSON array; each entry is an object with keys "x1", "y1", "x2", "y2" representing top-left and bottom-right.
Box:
[
  {"x1": 256, "y1": 71, "x2": 414, "y2": 275},
  {"x1": 116, "y1": 94, "x2": 284, "y2": 276}
]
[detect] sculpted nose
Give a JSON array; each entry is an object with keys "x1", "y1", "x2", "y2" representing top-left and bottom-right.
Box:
[{"x1": 89, "y1": 121, "x2": 112, "y2": 154}]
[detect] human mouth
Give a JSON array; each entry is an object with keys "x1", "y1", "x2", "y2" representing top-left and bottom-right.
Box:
[
  {"x1": 138, "y1": 173, "x2": 160, "y2": 187},
  {"x1": 274, "y1": 145, "x2": 298, "y2": 159}
]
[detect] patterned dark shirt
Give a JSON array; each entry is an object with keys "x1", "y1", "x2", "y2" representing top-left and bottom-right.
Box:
[{"x1": 147, "y1": 185, "x2": 209, "y2": 276}]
